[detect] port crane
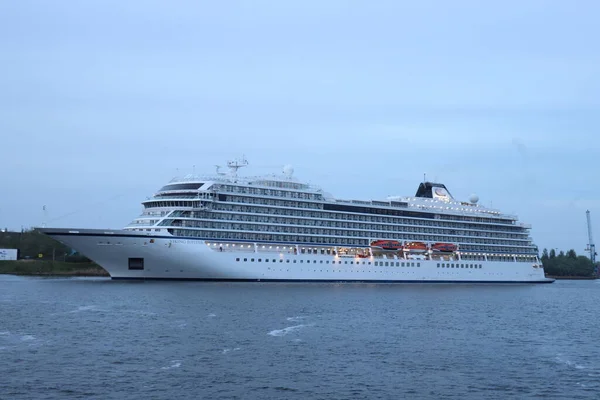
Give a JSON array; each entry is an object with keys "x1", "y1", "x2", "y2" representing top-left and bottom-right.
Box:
[{"x1": 586, "y1": 210, "x2": 597, "y2": 275}]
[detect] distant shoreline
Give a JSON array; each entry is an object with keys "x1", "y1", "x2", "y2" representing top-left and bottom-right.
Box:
[
  {"x1": 0, "y1": 260, "x2": 109, "y2": 277},
  {"x1": 0, "y1": 261, "x2": 596, "y2": 280}
]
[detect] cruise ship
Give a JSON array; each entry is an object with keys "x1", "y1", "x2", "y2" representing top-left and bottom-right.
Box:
[{"x1": 40, "y1": 158, "x2": 553, "y2": 283}]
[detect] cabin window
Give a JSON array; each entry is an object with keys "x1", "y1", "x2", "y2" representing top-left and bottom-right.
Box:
[{"x1": 236, "y1": 258, "x2": 240, "y2": 262}]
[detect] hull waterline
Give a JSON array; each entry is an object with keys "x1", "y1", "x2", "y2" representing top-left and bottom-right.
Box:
[{"x1": 39, "y1": 228, "x2": 554, "y2": 284}]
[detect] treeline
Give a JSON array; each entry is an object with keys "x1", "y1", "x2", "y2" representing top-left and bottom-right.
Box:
[
  {"x1": 541, "y1": 248, "x2": 597, "y2": 277},
  {"x1": 0, "y1": 229, "x2": 90, "y2": 262}
]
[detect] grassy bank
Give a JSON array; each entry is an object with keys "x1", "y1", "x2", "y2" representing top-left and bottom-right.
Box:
[{"x1": 0, "y1": 260, "x2": 109, "y2": 277}]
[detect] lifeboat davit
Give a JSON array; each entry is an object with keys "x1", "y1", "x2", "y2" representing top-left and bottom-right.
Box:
[
  {"x1": 431, "y1": 243, "x2": 457, "y2": 253},
  {"x1": 403, "y1": 242, "x2": 428, "y2": 253},
  {"x1": 370, "y1": 240, "x2": 402, "y2": 251}
]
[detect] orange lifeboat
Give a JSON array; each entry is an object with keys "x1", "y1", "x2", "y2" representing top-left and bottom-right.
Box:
[
  {"x1": 403, "y1": 242, "x2": 428, "y2": 253},
  {"x1": 370, "y1": 240, "x2": 402, "y2": 251},
  {"x1": 431, "y1": 243, "x2": 457, "y2": 253}
]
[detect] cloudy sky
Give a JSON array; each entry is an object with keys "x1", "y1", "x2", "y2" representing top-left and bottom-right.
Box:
[{"x1": 1, "y1": 0, "x2": 598, "y2": 255}]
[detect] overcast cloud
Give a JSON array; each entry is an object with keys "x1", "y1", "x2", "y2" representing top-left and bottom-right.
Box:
[{"x1": 1, "y1": 0, "x2": 598, "y2": 254}]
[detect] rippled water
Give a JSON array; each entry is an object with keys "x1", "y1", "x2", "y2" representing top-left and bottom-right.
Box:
[{"x1": 1, "y1": 276, "x2": 599, "y2": 399}]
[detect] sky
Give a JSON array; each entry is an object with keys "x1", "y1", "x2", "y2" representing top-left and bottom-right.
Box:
[{"x1": 1, "y1": 0, "x2": 599, "y2": 255}]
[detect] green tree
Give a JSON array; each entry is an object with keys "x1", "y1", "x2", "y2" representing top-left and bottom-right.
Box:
[
  {"x1": 549, "y1": 249, "x2": 556, "y2": 259},
  {"x1": 567, "y1": 249, "x2": 577, "y2": 259},
  {"x1": 541, "y1": 248, "x2": 549, "y2": 262},
  {"x1": 0, "y1": 229, "x2": 89, "y2": 262},
  {"x1": 542, "y1": 249, "x2": 595, "y2": 277}
]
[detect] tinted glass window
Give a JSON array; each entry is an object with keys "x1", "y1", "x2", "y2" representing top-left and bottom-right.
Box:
[{"x1": 159, "y1": 183, "x2": 203, "y2": 191}]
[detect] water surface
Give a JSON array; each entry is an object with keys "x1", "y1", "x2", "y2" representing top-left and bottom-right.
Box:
[{"x1": 1, "y1": 276, "x2": 599, "y2": 399}]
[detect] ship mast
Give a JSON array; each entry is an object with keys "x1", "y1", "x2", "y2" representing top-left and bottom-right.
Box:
[{"x1": 226, "y1": 156, "x2": 248, "y2": 182}]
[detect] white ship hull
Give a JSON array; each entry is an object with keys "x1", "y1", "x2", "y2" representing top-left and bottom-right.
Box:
[{"x1": 41, "y1": 229, "x2": 554, "y2": 283}]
